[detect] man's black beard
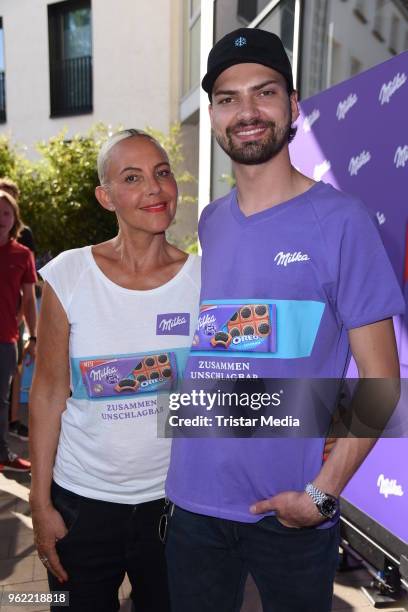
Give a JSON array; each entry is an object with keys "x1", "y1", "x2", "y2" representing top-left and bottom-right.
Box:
[{"x1": 215, "y1": 119, "x2": 291, "y2": 165}]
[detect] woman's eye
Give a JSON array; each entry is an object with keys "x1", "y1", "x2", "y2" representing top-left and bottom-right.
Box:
[
  {"x1": 125, "y1": 175, "x2": 140, "y2": 183},
  {"x1": 157, "y1": 169, "x2": 171, "y2": 178}
]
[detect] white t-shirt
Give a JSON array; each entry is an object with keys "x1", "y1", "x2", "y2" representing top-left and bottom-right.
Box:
[{"x1": 40, "y1": 246, "x2": 200, "y2": 504}]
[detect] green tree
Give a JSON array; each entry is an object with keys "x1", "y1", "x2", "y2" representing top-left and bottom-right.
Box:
[{"x1": 0, "y1": 123, "x2": 198, "y2": 257}]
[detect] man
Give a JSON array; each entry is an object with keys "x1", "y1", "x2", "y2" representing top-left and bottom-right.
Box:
[
  {"x1": 0, "y1": 187, "x2": 35, "y2": 472},
  {"x1": 165, "y1": 29, "x2": 404, "y2": 612},
  {"x1": 0, "y1": 178, "x2": 36, "y2": 441}
]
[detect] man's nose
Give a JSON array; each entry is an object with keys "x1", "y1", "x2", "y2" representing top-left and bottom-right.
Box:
[{"x1": 236, "y1": 96, "x2": 261, "y2": 122}]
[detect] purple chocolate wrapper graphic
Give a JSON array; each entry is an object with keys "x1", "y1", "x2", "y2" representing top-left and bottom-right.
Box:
[
  {"x1": 192, "y1": 303, "x2": 277, "y2": 353},
  {"x1": 80, "y1": 352, "x2": 176, "y2": 398}
]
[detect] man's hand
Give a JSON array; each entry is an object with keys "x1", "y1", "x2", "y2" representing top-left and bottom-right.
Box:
[
  {"x1": 250, "y1": 491, "x2": 325, "y2": 528},
  {"x1": 23, "y1": 338, "x2": 36, "y2": 366},
  {"x1": 31, "y1": 504, "x2": 69, "y2": 583}
]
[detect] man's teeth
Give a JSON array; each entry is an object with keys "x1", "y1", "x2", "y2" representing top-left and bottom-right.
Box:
[{"x1": 236, "y1": 127, "x2": 265, "y2": 136}]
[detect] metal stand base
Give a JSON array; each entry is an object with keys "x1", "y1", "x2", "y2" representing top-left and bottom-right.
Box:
[{"x1": 361, "y1": 584, "x2": 401, "y2": 608}]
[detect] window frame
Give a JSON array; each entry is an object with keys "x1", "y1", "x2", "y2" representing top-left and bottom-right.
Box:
[{"x1": 48, "y1": 0, "x2": 93, "y2": 118}]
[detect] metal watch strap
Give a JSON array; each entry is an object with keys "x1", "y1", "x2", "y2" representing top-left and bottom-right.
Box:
[{"x1": 305, "y1": 482, "x2": 329, "y2": 505}]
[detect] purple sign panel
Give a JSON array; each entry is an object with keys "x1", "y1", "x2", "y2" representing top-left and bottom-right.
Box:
[{"x1": 290, "y1": 51, "x2": 408, "y2": 544}]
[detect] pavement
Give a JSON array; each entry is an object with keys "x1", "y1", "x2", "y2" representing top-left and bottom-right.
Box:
[{"x1": 1, "y1": 406, "x2": 408, "y2": 611}]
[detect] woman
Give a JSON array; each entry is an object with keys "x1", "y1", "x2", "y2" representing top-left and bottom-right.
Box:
[
  {"x1": 0, "y1": 189, "x2": 35, "y2": 472},
  {"x1": 29, "y1": 130, "x2": 200, "y2": 612}
]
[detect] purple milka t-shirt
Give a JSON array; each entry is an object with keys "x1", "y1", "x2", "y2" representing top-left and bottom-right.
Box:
[{"x1": 166, "y1": 181, "x2": 404, "y2": 523}]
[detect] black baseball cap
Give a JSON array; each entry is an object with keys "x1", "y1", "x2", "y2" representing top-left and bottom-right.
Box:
[{"x1": 202, "y1": 28, "x2": 294, "y2": 99}]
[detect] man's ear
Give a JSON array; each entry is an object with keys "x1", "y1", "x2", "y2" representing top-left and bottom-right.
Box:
[
  {"x1": 290, "y1": 90, "x2": 300, "y2": 124},
  {"x1": 95, "y1": 185, "x2": 115, "y2": 212},
  {"x1": 208, "y1": 102, "x2": 214, "y2": 129}
]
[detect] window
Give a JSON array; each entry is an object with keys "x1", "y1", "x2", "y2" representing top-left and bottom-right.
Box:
[
  {"x1": 373, "y1": 0, "x2": 385, "y2": 41},
  {"x1": 48, "y1": 0, "x2": 92, "y2": 117},
  {"x1": 354, "y1": 0, "x2": 368, "y2": 24},
  {"x1": 0, "y1": 17, "x2": 5, "y2": 123},
  {"x1": 258, "y1": 0, "x2": 296, "y2": 66},
  {"x1": 237, "y1": 0, "x2": 258, "y2": 24},
  {"x1": 350, "y1": 55, "x2": 362, "y2": 77},
  {"x1": 389, "y1": 14, "x2": 400, "y2": 54},
  {"x1": 182, "y1": 0, "x2": 201, "y2": 96}
]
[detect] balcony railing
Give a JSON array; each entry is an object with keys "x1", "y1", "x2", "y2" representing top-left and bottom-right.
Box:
[
  {"x1": 50, "y1": 55, "x2": 92, "y2": 117},
  {"x1": 0, "y1": 71, "x2": 6, "y2": 123}
]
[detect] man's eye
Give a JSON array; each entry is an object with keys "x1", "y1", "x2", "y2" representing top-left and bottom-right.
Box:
[
  {"x1": 219, "y1": 97, "x2": 233, "y2": 105},
  {"x1": 260, "y1": 90, "x2": 276, "y2": 97}
]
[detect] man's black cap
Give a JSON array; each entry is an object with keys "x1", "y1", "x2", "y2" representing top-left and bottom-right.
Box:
[{"x1": 202, "y1": 28, "x2": 294, "y2": 99}]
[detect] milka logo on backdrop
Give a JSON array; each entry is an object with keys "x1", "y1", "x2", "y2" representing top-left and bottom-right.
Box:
[
  {"x1": 336, "y1": 93, "x2": 358, "y2": 120},
  {"x1": 313, "y1": 160, "x2": 331, "y2": 181},
  {"x1": 348, "y1": 150, "x2": 371, "y2": 176},
  {"x1": 379, "y1": 72, "x2": 407, "y2": 105},
  {"x1": 303, "y1": 109, "x2": 320, "y2": 132},
  {"x1": 376, "y1": 212, "x2": 386, "y2": 226},
  {"x1": 274, "y1": 252, "x2": 310, "y2": 267},
  {"x1": 377, "y1": 474, "x2": 404, "y2": 498},
  {"x1": 394, "y1": 145, "x2": 408, "y2": 168},
  {"x1": 156, "y1": 313, "x2": 190, "y2": 336}
]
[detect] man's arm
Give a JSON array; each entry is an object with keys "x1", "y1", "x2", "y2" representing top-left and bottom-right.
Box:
[
  {"x1": 22, "y1": 282, "x2": 38, "y2": 364},
  {"x1": 250, "y1": 318, "x2": 400, "y2": 525}
]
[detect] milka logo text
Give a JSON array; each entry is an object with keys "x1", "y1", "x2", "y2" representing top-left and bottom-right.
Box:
[
  {"x1": 90, "y1": 366, "x2": 118, "y2": 382},
  {"x1": 313, "y1": 160, "x2": 331, "y2": 181},
  {"x1": 394, "y1": 145, "x2": 408, "y2": 168},
  {"x1": 303, "y1": 109, "x2": 320, "y2": 132},
  {"x1": 349, "y1": 150, "x2": 371, "y2": 176},
  {"x1": 274, "y1": 252, "x2": 310, "y2": 267},
  {"x1": 379, "y1": 72, "x2": 406, "y2": 105},
  {"x1": 337, "y1": 93, "x2": 357, "y2": 120},
  {"x1": 198, "y1": 314, "x2": 216, "y2": 330},
  {"x1": 377, "y1": 474, "x2": 404, "y2": 498},
  {"x1": 159, "y1": 316, "x2": 187, "y2": 332},
  {"x1": 156, "y1": 313, "x2": 190, "y2": 336}
]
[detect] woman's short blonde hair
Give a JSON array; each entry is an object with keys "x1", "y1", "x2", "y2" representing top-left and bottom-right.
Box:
[
  {"x1": 97, "y1": 129, "x2": 165, "y2": 185},
  {"x1": 0, "y1": 189, "x2": 23, "y2": 239}
]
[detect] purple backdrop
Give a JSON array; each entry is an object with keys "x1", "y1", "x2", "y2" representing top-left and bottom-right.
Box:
[{"x1": 290, "y1": 52, "x2": 408, "y2": 544}]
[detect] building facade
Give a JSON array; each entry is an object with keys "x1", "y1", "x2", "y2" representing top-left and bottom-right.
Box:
[
  {"x1": 0, "y1": 0, "x2": 407, "y2": 238},
  {"x1": 0, "y1": 0, "x2": 182, "y2": 148}
]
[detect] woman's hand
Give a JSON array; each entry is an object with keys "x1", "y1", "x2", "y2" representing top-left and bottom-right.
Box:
[{"x1": 31, "y1": 504, "x2": 69, "y2": 583}]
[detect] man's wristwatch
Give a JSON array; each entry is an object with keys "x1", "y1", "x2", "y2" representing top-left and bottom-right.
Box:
[{"x1": 305, "y1": 483, "x2": 339, "y2": 519}]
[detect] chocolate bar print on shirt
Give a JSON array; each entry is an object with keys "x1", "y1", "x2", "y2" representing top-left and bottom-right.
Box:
[
  {"x1": 79, "y1": 352, "x2": 177, "y2": 399},
  {"x1": 193, "y1": 302, "x2": 277, "y2": 353}
]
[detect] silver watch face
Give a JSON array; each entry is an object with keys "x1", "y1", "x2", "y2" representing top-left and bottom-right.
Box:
[{"x1": 319, "y1": 496, "x2": 338, "y2": 519}]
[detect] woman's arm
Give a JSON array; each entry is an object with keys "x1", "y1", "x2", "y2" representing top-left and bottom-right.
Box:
[{"x1": 29, "y1": 281, "x2": 71, "y2": 582}]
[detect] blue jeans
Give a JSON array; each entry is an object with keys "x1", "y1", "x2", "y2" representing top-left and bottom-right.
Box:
[
  {"x1": 48, "y1": 482, "x2": 170, "y2": 612},
  {"x1": 166, "y1": 505, "x2": 340, "y2": 612}
]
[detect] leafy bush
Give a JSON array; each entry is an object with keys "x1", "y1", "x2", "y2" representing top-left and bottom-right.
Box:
[{"x1": 0, "y1": 123, "x2": 197, "y2": 258}]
